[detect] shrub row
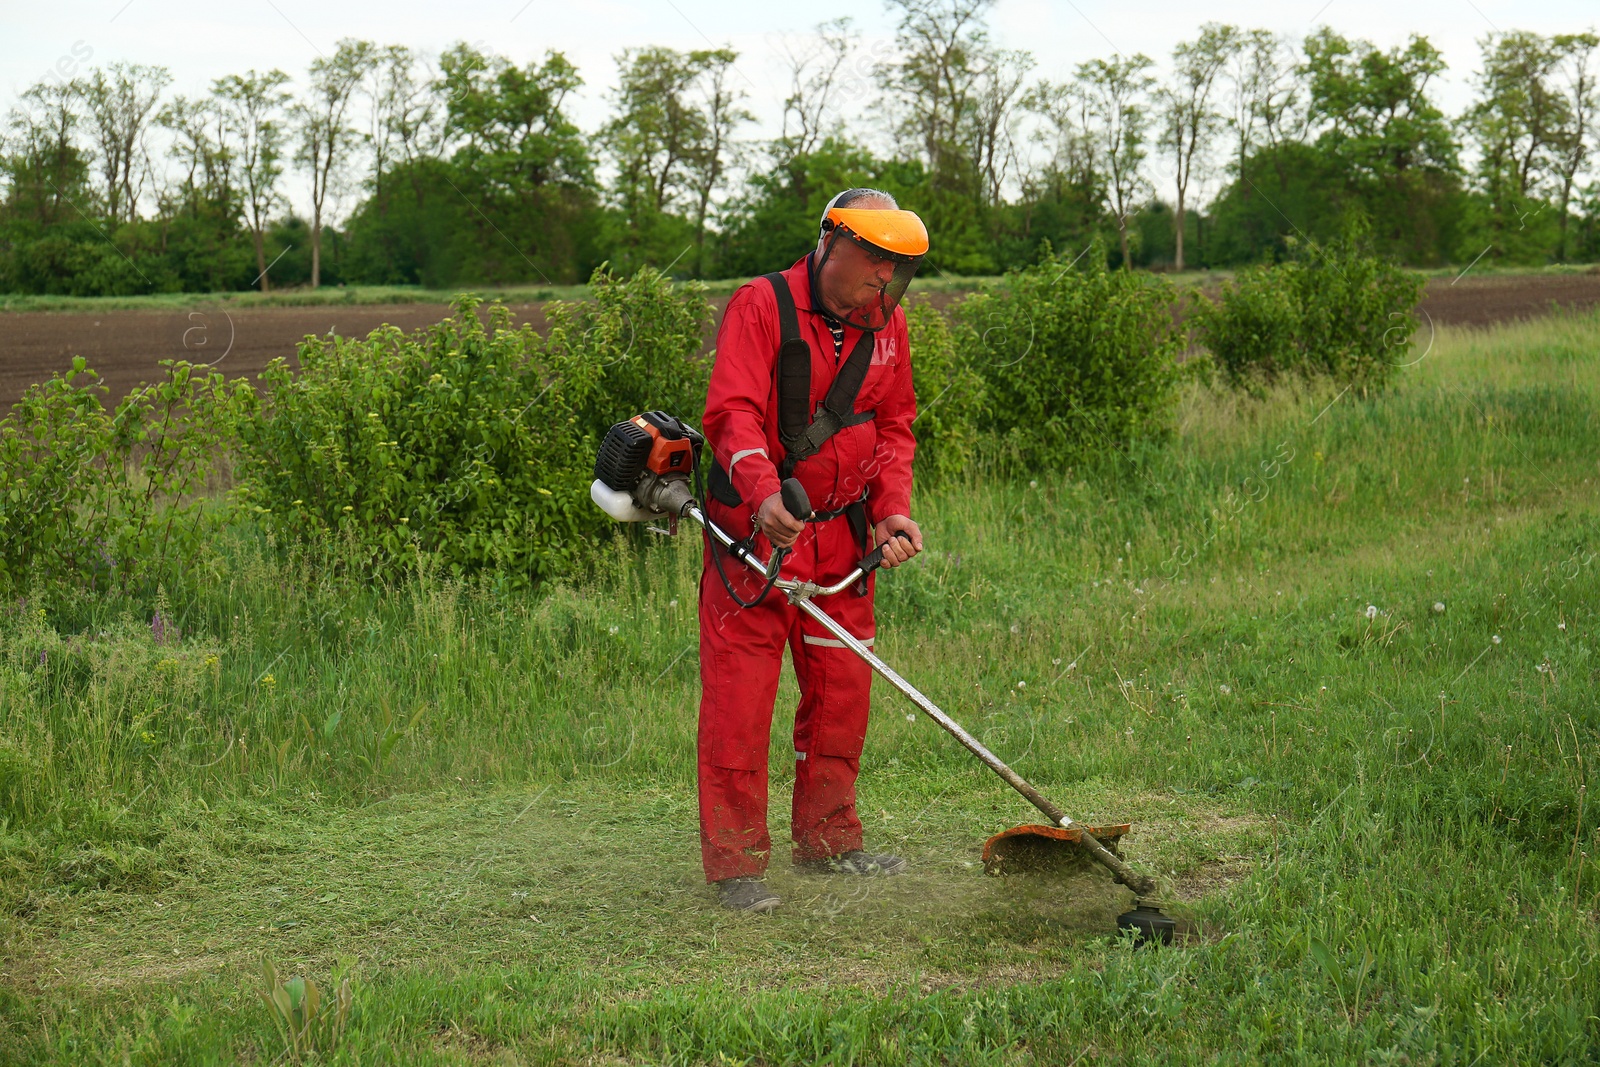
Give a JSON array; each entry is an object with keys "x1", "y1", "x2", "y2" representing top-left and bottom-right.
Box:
[
  {"x1": 1192, "y1": 225, "x2": 1424, "y2": 392},
  {"x1": 1, "y1": 245, "x2": 1420, "y2": 596},
  {"x1": 905, "y1": 245, "x2": 1186, "y2": 477},
  {"x1": 0, "y1": 358, "x2": 250, "y2": 595},
  {"x1": 234, "y1": 268, "x2": 710, "y2": 586}
]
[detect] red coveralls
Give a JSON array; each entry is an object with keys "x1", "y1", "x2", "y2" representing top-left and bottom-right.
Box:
[{"x1": 698, "y1": 254, "x2": 917, "y2": 883}]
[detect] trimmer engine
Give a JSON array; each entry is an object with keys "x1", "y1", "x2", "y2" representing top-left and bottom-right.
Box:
[{"x1": 590, "y1": 411, "x2": 702, "y2": 522}]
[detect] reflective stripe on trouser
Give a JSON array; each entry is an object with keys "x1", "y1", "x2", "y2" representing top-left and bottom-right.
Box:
[{"x1": 697, "y1": 499, "x2": 876, "y2": 882}]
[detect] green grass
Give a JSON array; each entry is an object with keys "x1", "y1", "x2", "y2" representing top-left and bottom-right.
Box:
[{"x1": 3, "y1": 311, "x2": 1600, "y2": 1063}]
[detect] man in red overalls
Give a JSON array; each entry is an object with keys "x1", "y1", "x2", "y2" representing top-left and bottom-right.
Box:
[{"x1": 698, "y1": 188, "x2": 927, "y2": 912}]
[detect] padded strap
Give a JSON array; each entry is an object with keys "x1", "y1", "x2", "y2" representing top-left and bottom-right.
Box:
[
  {"x1": 765, "y1": 274, "x2": 878, "y2": 481},
  {"x1": 764, "y1": 273, "x2": 814, "y2": 447},
  {"x1": 776, "y1": 343, "x2": 877, "y2": 479},
  {"x1": 808, "y1": 489, "x2": 868, "y2": 523}
]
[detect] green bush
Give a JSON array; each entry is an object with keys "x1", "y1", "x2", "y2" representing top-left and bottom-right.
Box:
[
  {"x1": 550, "y1": 265, "x2": 713, "y2": 443},
  {"x1": 0, "y1": 358, "x2": 250, "y2": 597},
  {"x1": 904, "y1": 298, "x2": 986, "y2": 486},
  {"x1": 234, "y1": 268, "x2": 712, "y2": 585},
  {"x1": 235, "y1": 299, "x2": 594, "y2": 584},
  {"x1": 951, "y1": 244, "x2": 1184, "y2": 468},
  {"x1": 1196, "y1": 227, "x2": 1424, "y2": 392},
  {"x1": 1188, "y1": 270, "x2": 1301, "y2": 386}
]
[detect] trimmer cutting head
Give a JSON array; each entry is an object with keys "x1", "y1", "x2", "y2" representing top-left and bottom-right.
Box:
[{"x1": 983, "y1": 824, "x2": 1179, "y2": 947}]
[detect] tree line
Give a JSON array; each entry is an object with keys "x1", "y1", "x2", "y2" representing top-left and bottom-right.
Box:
[{"x1": 2, "y1": 0, "x2": 1597, "y2": 294}]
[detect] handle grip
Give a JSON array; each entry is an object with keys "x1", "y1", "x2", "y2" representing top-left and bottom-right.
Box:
[
  {"x1": 780, "y1": 478, "x2": 812, "y2": 521},
  {"x1": 857, "y1": 530, "x2": 914, "y2": 575}
]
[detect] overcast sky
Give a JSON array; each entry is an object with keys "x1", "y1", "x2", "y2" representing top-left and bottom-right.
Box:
[{"x1": 2, "y1": 0, "x2": 1595, "y2": 218}]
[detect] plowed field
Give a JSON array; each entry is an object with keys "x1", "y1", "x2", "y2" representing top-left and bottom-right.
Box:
[{"x1": 3, "y1": 270, "x2": 1596, "y2": 412}]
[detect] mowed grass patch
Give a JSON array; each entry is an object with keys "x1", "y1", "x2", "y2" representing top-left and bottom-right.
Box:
[
  {"x1": 2, "y1": 311, "x2": 1599, "y2": 1063},
  {"x1": 2, "y1": 782, "x2": 1254, "y2": 995}
]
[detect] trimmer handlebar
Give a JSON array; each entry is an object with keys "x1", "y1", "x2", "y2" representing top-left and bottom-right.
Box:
[
  {"x1": 780, "y1": 478, "x2": 813, "y2": 521},
  {"x1": 857, "y1": 530, "x2": 914, "y2": 575}
]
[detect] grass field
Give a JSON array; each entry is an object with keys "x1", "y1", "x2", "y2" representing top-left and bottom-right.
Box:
[{"x1": 2, "y1": 310, "x2": 1599, "y2": 1063}]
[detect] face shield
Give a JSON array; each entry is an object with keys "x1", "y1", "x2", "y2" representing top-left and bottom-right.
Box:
[{"x1": 812, "y1": 207, "x2": 929, "y2": 332}]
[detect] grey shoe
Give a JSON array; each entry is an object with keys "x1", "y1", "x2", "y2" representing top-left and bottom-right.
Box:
[
  {"x1": 716, "y1": 876, "x2": 781, "y2": 913},
  {"x1": 798, "y1": 850, "x2": 908, "y2": 876}
]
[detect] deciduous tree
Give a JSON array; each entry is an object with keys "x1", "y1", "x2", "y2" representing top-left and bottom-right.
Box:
[
  {"x1": 1551, "y1": 32, "x2": 1599, "y2": 260},
  {"x1": 1158, "y1": 23, "x2": 1240, "y2": 270},
  {"x1": 1077, "y1": 54, "x2": 1155, "y2": 269},
  {"x1": 214, "y1": 69, "x2": 291, "y2": 290},
  {"x1": 79, "y1": 62, "x2": 171, "y2": 224},
  {"x1": 293, "y1": 39, "x2": 375, "y2": 287}
]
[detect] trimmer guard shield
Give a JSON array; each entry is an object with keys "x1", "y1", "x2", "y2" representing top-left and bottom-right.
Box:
[{"x1": 982, "y1": 823, "x2": 1131, "y2": 876}]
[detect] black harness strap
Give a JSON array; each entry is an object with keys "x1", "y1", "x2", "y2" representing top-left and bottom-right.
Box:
[
  {"x1": 708, "y1": 273, "x2": 879, "y2": 509},
  {"x1": 767, "y1": 271, "x2": 814, "y2": 449},
  {"x1": 763, "y1": 272, "x2": 875, "y2": 480}
]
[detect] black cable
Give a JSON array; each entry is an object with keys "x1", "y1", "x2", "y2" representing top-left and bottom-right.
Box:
[{"x1": 693, "y1": 444, "x2": 780, "y2": 610}]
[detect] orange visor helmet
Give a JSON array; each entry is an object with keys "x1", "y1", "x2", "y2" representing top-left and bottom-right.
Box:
[{"x1": 814, "y1": 206, "x2": 930, "y2": 332}]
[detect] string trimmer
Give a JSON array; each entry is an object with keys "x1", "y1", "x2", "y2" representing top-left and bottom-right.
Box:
[{"x1": 590, "y1": 411, "x2": 1176, "y2": 944}]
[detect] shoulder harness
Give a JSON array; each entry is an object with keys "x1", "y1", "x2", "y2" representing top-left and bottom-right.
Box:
[{"x1": 709, "y1": 272, "x2": 876, "y2": 506}]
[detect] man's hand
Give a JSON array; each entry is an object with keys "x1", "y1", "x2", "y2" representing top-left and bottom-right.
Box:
[
  {"x1": 872, "y1": 514, "x2": 922, "y2": 569},
  {"x1": 755, "y1": 491, "x2": 806, "y2": 549}
]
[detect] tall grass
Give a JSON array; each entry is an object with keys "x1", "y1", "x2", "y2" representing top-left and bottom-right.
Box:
[{"x1": 2, "y1": 311, "x2": 1598, "y2": 1063}]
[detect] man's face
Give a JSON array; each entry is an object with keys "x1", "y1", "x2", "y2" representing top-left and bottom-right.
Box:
[{"x1": 816, "y1": 232, "x2": 898, "y2": 321}]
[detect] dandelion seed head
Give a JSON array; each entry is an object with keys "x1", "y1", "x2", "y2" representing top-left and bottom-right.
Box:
[
  {"x1": 1433, "y1": 602, "x2": 1445, "y2": 613},
  {"x1": 1492, "y1": 634, "x2": 1502, "y2": 644},
  {"x1": 1219, "y1": 684, "x2": 1232, "y2": 695},
  {"x1": 1365, "y1": 604, "x2": 1378, "y2": 619}
]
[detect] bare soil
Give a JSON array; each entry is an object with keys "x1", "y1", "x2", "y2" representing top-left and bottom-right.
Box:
[{"x1": 2, "y1": 272, "x2": 1595, "y2": 414}]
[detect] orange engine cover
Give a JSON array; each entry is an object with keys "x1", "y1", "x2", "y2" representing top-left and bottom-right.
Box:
[{"x1": 633, "y1": 414, "x2": 695, "y2": 477}]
